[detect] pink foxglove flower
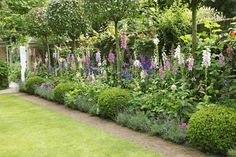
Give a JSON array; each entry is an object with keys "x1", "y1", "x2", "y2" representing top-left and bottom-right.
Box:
[
  {"x1": 83, "y1": 54, "x2": 89, "y2": 67},
  {"x1": 188, "y1": 57, "x2": 194, "y2": 71},
  {"x1": 227, "y1": 47, "x2": 233, "y2": 61},
  {"x1": 164, "y1": 60, "x2": 171, "y2": 71},
  {"x1": 140, "y1": 70, "x2": 148, "y2": 79},
  {"x1": 218, "y1": 53, "x2": 225, "y2": 65},
  {"x1": 133, "y1": 60, "x2": 142, "y2": 68},
  {"x1": 87, "y1": 75, "x2": 94, "y2": 82},
  {"x1": 80, "y1": 47, "x2": 85, "y2": 52},
  {"x1": 108, "y1": 52, "x2": 115, "y2": 64},
  {"x1": 159, "y1": 67, "x2": 165, "y2": 80},
  {"x1": 202, "y1": 49, "x2": 211, "y2": 68},
  {"x1": 178, "y1": 55, "x2": 185, "y2": 65},
  {"x1": 172, "y1": 66, "x2": 178, "y2": 75},
  {"x1": 95, "y1": 52, "x2": 101, "y2": 63},
  {"x1": 121, "y1": 33, "x2": 127, "y2": 50}
]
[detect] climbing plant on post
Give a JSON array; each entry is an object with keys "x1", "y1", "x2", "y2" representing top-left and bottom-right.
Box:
[
  {"x1": 47, "y1": 0, "x2": 87, "y2": 56},
  {"x1": 85, "y1": 0, "x2": 139, "y2": 76},
  {"x1": 25, "y1": 7, "x2": 52, "y2": 69}
]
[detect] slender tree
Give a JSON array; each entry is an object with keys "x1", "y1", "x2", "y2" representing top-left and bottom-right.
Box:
[
  {"x1": 47, "y1": 0, "x2": 87, "y2": 54},
  {"x1": 85, "y1": 0, "x2": 139, "y2": 74},
  {"x1": 25, "y1": 7, "x2": 52, "y2": 67}
]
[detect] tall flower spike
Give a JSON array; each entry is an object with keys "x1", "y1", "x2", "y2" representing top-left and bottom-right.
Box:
[
  {"x1": 159, "y1": 67, "x2": 165, "y2": 80},
  {"x1": 218, "y1": 53, "x2": 225, "y2": 65},
  {"x1": 133, "y1": 60, "x2": 142, "y2": 68},
  {"x1": 95, "y1": 52, "x2": 101, "y2": 63},
  {"x1": 108, "y1": 52, "x2": 115, "y2": 64},
  {"x1": 202, "y1": 49, "x2": 211, "y2": 68},
  {"x1": 121, "y1": 33, "x2": 127, "y2": 50},
  {"x1": 188, "y1": 57, "x2": 194, "y2": 71}
]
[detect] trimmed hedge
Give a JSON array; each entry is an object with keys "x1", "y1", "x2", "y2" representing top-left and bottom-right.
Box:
[
  {"x1": 98, "y1": 88, "x2": 131, "y2": 120},
  {"x1": 54, "y1": 83, "x2": 74, "y2": 104},
  {"x1": 0, "y1": 60, "x2": 8, "y2": 89},
  {"x1": 189, "y1": 106, "x2": 236, "y2": 155},
  {"x1": 25, "y1": 76, "x2": 45, "y2": 94}
]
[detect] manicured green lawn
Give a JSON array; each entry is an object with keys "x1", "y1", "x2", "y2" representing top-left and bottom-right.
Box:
[{"x1": 0, "y1": 94, "x2": 161, "y2": 157}]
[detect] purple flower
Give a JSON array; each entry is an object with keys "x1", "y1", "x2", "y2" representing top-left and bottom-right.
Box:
[
  {"x1": 227, "y1": 47, "x2": 233, "y2": 61},
  {"x1": 150, "y1": 58, "x2": 157, "y2": 69},
  {"x1": 188, "y1": 57, "x2": 194, "y2": 71},
  {"x1": 199, "y1": 85, "x2": 205, "y2": 92},
  {"x1": 159, "y1": 67, "x2": 165, "y2": 80},
  {"x1": 108, "y1": 52, "x2": 115, "y2": 64},
  {"x1": 218, "y1": 53, "x2": 225, "y2": 65},
  {"x1": 181, "y1": 123, "x2": 188, "y2": 129},
  {"x1": 87, "y1": 75, "x2": 93, "y2": 82},
  {"x1": 172, "y1": 66, "x2": 178, "y2": 75},
  {"x1": 121, "y1": 33, "x2": 127, "y2": 50},
  {"x1": 95, "y1": 52, "x2": 101, "y2": 63}
]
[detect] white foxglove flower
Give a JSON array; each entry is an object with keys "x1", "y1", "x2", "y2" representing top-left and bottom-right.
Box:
[
  {"x1": 174, "y1": 45, "x2": 181, "y2": 59},
  {"x1": 202, "y1": 49, "x2": 211, "y2": 68},
  {"x1": 153, "y1": 38, "x2": 160, "y2": 46}
]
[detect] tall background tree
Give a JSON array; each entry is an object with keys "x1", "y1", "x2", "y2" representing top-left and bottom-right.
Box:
[
  {"x1": 47, "y1": 0, "x2": 87, "y2": 54},
  {"x1": 85, "y1": 0, "x2": 139, "y2": 74},
  {"x1": 25, "y1": 7, "x2": 52, "y2": 67}
]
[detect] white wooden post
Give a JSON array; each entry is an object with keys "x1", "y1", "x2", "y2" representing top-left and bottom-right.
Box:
[{"x1": 20, "y1": 46, "x2": 27, "y2": 82}]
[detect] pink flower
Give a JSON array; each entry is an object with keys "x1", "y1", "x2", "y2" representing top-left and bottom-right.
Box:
[
  {"x1": 159, "y1": 67, "x2": 165, "y2": 80},
  {"x1": 172, "y1": 66, "x2": 178, "y2": 75},
  {"x1": 218, "y1": 53, "x2": 225, "y2": 65},
  {"x1": 87, "y1": 75, "x2": 93, "y2": 81},
  {"x1": 95, "y1": 52, "x2": 101, "y2": 63},
  {"x1": 80, "y1": 47, "x2": 85, "y2": 52},
  {"x1": 121, "y1": 33, "x2": 127, "y2": 50},
  {"x1": 232, "y1": 30, "x2": 236, "y2": 36},
  {"x1": 164, "y1": 60, "x2": 171, "y2": 71},
  {"x1": 227, "y1": 47, "x2": 233, "y2": 61},
  {"x1": 133, "y1": 60, "x2": 142, "y2": 68},
  {"x1": 83, "y1": 54, "x2": 89, "y2": 67},
  {"x1": 108, "y1": 52, "x2": 115, "y2": 64},
  {"x1": 188, "y1": 57, "x2": 194, "y2": 71},
  {"x1": 199, "y1": 85, "x2": 205, "y2": 92},
  {"x1": 181, "y1": 123, "x2": 188, "y2": 129}
]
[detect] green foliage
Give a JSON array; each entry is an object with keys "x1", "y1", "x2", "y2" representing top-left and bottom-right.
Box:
[
  {"x1": 34, "y1": 84, "x2": 54, "y2": 101},
  {"x1": 54, "y1": 83, "x2": 74, "y2": 104},
  {"x1": 76, "y1": 95, "x2": 98, "y2": 116},
  {"x1": 0, "y1": 60, "x2": 8, "y2": 89},
  {"x1": 189, "y1": 106, "x2": 236, "y2": 155},
  {"x1": 228, "y1": 148, "x2": 236, "y2": 157},
  {"x1": 8, "y1": 63, "x2": 21, "y2": 82},
  {"x1": 117, "y1": 112, "x2": 151, "y2": 132},
  {"x1": 98, "y1": 88, "x2": 131, "y2": 120},
  {"x1": 25, "y1": 76, "x2": 45, "y2": 94},
  {"x1": 47, "y1": 0, "x2": 86, "y2": 41},
  {"x1": 25, "y1": 7, "x2": 51, "y2": 38}
]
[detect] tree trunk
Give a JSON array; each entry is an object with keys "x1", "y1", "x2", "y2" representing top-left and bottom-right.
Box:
[
  {"x1": 114, "y1": 21, "x2": 121, "y2": 77},
  {"x1": 191, "y1": 2, "x2": 198, "y2": 58},
  {"x1": 45, "y1": 36, "x2": 51, "y2": 71}
]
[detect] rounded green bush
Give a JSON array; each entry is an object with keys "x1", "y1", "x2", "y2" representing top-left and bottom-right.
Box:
[
  {"x1": 189, "y1": 106, "x2": 236, "y2": 155},
  {"x1": 98, "y1": 88, "x2": 131, "y2": 120},
  {"x1": 54, "y1": 83, "x2": 74, "y2": 104},
  {"x1": 25, "y1": 76, "x2": 45, "y2": 94}
]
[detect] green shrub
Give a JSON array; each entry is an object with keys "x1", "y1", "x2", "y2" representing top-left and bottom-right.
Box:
[
  {"x1": 228, "y1": 148, "x2": 236, "y2": 157},
  {"x1": 25, "y1": 76, "x2": 45, "y2": 94},
  {"x1": 8, "y1": 63, "x2": 21, "y2": 82},
  {"x1": 34, "y1": 84, "x2": 54, "y2": 101},
  {"x1": 54, "y1": 83, "x2": 74, "y2": 104},
  {"x1": 189, "y1": 106, "x2": 236, "y2": 155},
  {"x1": 98, "y1": 88, "x2": 131, "y2": 120},
  {"x1": 0, "y1": 60, "x2": 8, "y2": 89},
  {"x1": 76, "y1": 95, "x2": 98, "y2": 115},
  {"x1": 19, "y1": 82, "x2": 27, "y2": 92}
]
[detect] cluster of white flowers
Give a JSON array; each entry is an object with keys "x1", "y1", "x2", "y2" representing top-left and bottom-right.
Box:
[
  {"x1": 171, "y1": 84, "x2": 177, "y2": 91},
  {"x1": 133, "y1": 60, "x2": 142, "y2": 68},
  {"x1": 153, "y1": 38, "x2": 160, "y2": 46},
  {"x1": 174, "y1": 45, "x2": 181, "y2": 59},
  {"x1": 202, "y1": 49, "x2": 211, "y2": 68},
  {"x1": 140, "y1": 70, "x2": 148, "y2": 79}
]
